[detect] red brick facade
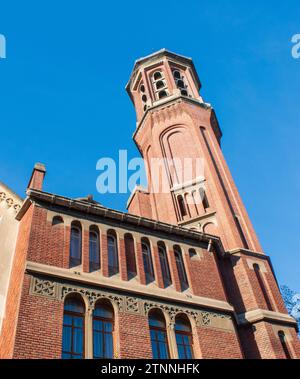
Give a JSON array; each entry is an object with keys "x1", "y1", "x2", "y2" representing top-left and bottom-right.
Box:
[{"x1": 0, "y1": 50, "x2": 299, "y2": 359}]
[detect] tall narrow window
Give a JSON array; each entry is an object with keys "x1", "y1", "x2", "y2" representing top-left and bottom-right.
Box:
[
  {"x1": 178, "y1": 195, "x2": 187, "y2": 217},
  {"x1": 93, "y1": 301, "x2": 114, "y2": 359},
  {"x1": 199, "y1": 187, "x2": 209, "y2": 211},
  {"x1": 278, "y1": 331, "x2": 292, "y2": 359},
  {"x1": 253, "y1": 263, "x2": 273, "y2": 311},
  {"x1": 149, "y1": 309, "x2": 169, "y2": 359},
  {"x1": 174, "y1": 246, "x2": 189, "y2": 290},
  {"x1": 142, "y1": 239, "x2": 154, "y2": 281},
  {"x1": 62, "y1": 296, "x2": 85, "y2": 359},
  {"x1": 175, "y1": 315, "x2": 194, "y2": 359},
  {"x1": 124, "y1": 234, "x2": 137, "y2": 277},
  {"x1": 70, "y1": 222, "x2": 82, "y2": 267},
  {"x1": 107, "y1": 232, "x2": 119, "y2": 275},
  {"x1": 89, "y1": 227, "x2": 100, "y2": 272},
  {"x1": 158, "y1": 243, "x2": 172, "y2": 287}
]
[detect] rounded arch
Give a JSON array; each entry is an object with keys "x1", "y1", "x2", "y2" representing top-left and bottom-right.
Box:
[
  {"x1": 159, "y1": 125, "x2": 199, "y2": 188},
  {"x1": 202, "y1": 222, "x2": 218, "y2": 235},
  {"x1": 94, "y1": 297, "x2": 115, "y2": 316},
  {"x1": 52, "y1": 215, "x2": 64, "y2": 226},
  {"x1": 71, "y1": 220, "x2": 82, "y2": 230},
  {"x1": 63, "y1": 291, "x2": 89, "y2": 311},
  {"x1": 64, "y1": 292, "x2": 86, "y2": 310},
  {"x1": 188, "y1": 248, "x2": 197, "y2": 259},
  {"x1": 158, "y1": 90, "x2": 168, "y2": 99},
  {"x1": 153, "y1": 71, "x2": 162, "y2": 81},
  {"x1": 148, "y1": 307, "x2": 166, "y2": 323}
]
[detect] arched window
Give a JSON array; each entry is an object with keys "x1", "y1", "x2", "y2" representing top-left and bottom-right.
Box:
[
  {"x1": 62, "y1": 296, "x2": 85, "y2": 359},
  {"x1": 172, "y1": 69, "x2": 189, "y2": 96},
  {"x1": 140, "y1": 83, "x2": 148, "y2": 113},
  {"x1": 175, "y1": 314, "x2": 194, "y2": 359},
  {"x1": 142, "y1": 239, "x2": 154, "y2": 281},
  {"x1": 173, "y1": 70, "x2": 181, "y2": 79},
  {"x1": 158, "y1": 90, "x2": 168, "y2": 99},
  {"x1": 152, "y1": 71, "x2": 169, "y2": 100},
  {"x1": 93, "y1": 301, "x2": 114, "y2": 359},
  {"x1": 89, "y1": 227, "x2": 100, "y2": 272},
  {"x1": 148, "y1": 309, "x2": 169, "y2": 359},
  {"x1": 253, "y1": 263, "x2": 273, "y2": 311},
  {"x1": 52, "y1": 215, "x2": 64, "y2": 226},
  {"x1": 278, "y1": 331, "x2": 292, "y2": 359},
  {"x1": 174, "y1": 246, "x2": 188, "y2": 290},
  {"x1": 178, "y1": 195, "x2": 187, "y2": 217},
  {"x1": 199, "y1": 188, "x2": 209, "y2": 211},
  {"x1": 70, "y1": 222, "x2": 82, "y2": 267},
  {"x1": 156, "y1": 80, "x2": 165, "y2": 90},
  {"x1": 107, "y1": 232, "x2": 119, "y2": 275},
  {"x1": 158, "y1": 243, "x2": 172, "y2": 287},
  {"x1": 124, "y1": 234, "x2": 137, "y2": 277},
  {"x1": 153, "y1": 71, "x2": 162, "y2": 80},
  {"x1": 177, "y1": 79, "x2": 185, "y2": 89}
]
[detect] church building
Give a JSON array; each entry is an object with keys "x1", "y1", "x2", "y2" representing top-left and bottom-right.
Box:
[{"x1": 0, "y1": 50, "x2": 299, "y2": 359}]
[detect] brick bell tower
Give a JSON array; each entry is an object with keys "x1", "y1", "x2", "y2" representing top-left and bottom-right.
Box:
[
  {"x1": 126, "y1": 49, "x2": 260, "y2": 253},
  {"x1": 126, "y1": 49, "x2": 300, "y2": 358}
]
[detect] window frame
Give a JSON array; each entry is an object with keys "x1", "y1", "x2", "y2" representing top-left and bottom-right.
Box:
[
  {"x1": 70, "y1": 225, "x2": 82, "y2": 267},
  {"x1": 62, "y1": 297, "x2": 85, "y2": 359},
  {"x1": 149, "y1": 311, "x2": 170, "y2": 359},
  {"x1": 142, "y1": 241, "x2": 154, "y2": 280},
  {"x1": 175, "y1": 316, "x2": 194, "y2": 359},
  {"x1": 89, "y1": 229, "x2": 100, "y2": 272},
  {"x1": 107, "y1": 234, "x2": 119, "y2": 275},
  {"x1": 92, "y1": 303, "x2": 114, "y2": 359}
]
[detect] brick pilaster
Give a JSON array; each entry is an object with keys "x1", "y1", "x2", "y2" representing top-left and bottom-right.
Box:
[
  {"x1": 152, "y1": 245, "x2": 164, "y2": 289},
  {"x1": 119, "y1": 238, "x2": 128, "y2": 281},
  {"x1": 101, "y1": 234, "x2": 109, "y2": 277},
  {"x1": 136, "y1": 241, "x2": 147, "y2": 285}
]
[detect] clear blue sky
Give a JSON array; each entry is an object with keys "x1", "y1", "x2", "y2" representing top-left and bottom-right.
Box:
[{"x1": 0, "y1": 1, "x2": 299, "y2": 291}]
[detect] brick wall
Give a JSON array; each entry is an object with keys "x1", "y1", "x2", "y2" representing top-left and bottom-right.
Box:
[{"x1": 13, "y1": 274, "x2": 63, "y2": 359}]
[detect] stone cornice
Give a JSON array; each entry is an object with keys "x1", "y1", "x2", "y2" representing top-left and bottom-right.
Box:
[
  {"x1": 237, "y1": 309, "x2": 297, "y2": 327},
  {"x1": 25, "y1": 261, "x2": 235, "y2": 315},
  {"x1": 227, "y1": 247, "x2": 266, "y2": 258}
]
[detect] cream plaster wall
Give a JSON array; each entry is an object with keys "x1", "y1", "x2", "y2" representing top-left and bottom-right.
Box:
[{"x1": 0, "y1": 182, "x2": 22, "y2": 333}]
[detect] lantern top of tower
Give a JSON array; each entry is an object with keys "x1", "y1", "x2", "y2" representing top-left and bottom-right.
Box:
[{"x1": 126, "y1": 48, "x2": 202, "y2": 99}]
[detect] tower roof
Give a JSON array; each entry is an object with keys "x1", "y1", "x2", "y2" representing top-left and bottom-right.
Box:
[{"x1": 126, "y1": 49, "x2": 202, "y2": 98}]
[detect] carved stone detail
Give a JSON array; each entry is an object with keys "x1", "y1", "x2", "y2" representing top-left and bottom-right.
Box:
[
  {"x1": 30, "y1": 277, "x2": 57, "y2": 299},
  {"x1": 0, "y1": 190, "x2": 22, "y2": 212},
  {"x1": 29, "y1": 276, "x2": 233, "y2": 331},
  {"x1": 125, "y1": 296, "x2": 140, "y2": 314},
  {"x1": 60, "y1": 285, "x2": 125, "y2": 311}
]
